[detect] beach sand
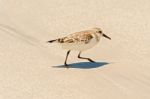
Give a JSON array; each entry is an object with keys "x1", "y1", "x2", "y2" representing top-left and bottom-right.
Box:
[{"x1": 0, "y1": 0, "x2": 150, "y2": 99}]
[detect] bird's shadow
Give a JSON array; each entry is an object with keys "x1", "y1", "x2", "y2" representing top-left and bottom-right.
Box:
[{"x1": 52, "y1": 61, "x2": 109, "y2": 69}]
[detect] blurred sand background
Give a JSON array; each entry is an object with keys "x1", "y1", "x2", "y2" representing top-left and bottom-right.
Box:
[{"x1": 0, "y1": 0, "x2": 150, "y2": 99}]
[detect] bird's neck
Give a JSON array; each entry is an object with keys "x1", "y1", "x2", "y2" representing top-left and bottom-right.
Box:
[{"x1": 95, "y1": 33, "x2": 101, "y2": 41}]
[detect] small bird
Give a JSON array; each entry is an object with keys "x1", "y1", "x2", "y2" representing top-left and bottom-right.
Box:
[{"x1": 47, "y1": 28, "x2": 111, "y2": 67}]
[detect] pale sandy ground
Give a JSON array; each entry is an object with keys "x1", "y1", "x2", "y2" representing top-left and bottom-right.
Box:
[{"x1": 0, "y1": 0, "x2": 150, "y2": 99}]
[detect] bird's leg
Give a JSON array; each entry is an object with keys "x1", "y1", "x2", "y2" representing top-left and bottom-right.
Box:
[
  {"x1": 64, "y1": 50, "x2": 71, "y2": 68},
  {"x1": 78, "y1": 51, "x2": 95, "y2": 62}
]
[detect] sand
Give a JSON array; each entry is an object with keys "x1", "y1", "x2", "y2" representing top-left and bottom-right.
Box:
[{"x1": 0, "y1": 0, "x2": 150, "y2": 99}]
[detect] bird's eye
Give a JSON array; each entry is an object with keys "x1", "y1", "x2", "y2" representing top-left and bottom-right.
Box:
[{"x1": 99, "y1": 31, "x2": 102, "y2": 33}]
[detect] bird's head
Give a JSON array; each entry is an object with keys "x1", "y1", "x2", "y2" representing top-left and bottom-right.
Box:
[{"x1": 92, "y1": 27, "x2": 111, "y2": 40}]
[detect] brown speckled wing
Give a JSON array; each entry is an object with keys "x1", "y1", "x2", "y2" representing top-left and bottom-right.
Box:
[
  {"x1": 58, "y1": 31, "x2": 94, "y2": 44},
  {"x1": 83, "y1": 34, "x2": 93, "y2": 44},
  {"x1": 63, "y1": 38, "x2": 74, "y2": 43},
  {"x1": 58, "y1": 37, "x2": 74, "y2": 43}
]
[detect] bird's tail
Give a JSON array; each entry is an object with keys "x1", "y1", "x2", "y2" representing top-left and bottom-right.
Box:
[{"x1": 47, "y1": 39, "x2": 58, "y2": 43}]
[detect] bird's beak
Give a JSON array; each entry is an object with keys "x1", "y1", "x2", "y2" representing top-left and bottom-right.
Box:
[{"x1": 103, "y1": 33, "x2": 111, "y2": 40}]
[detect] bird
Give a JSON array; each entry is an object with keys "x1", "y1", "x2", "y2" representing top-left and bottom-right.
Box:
[{"x1": 47, "y1": 27, "x2": 111, "y2": 67}]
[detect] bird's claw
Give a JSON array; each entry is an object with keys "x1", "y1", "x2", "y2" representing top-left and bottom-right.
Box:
[
  {"x1": 88, "y1": 59, "x2": 96, "y2": 63},
  {"x1": 65, "y1": 64, "x2": 70, "y2": 68}
]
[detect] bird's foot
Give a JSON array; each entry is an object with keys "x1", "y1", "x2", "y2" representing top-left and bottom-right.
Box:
[
  {"x1": 88, "y1": 59, "x2": 96, "y2": 63},
  {"x1": 65, "y1": 63, "x2": 70, "y2": 69}
]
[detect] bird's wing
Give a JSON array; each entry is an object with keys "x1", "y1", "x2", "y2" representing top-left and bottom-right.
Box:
[
  {"x1": 57, "y1": 36, "x2": 76, "y2": 43},
  {"x1": 58, "y1": 31, "x2": 93, "y2": 44}
]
